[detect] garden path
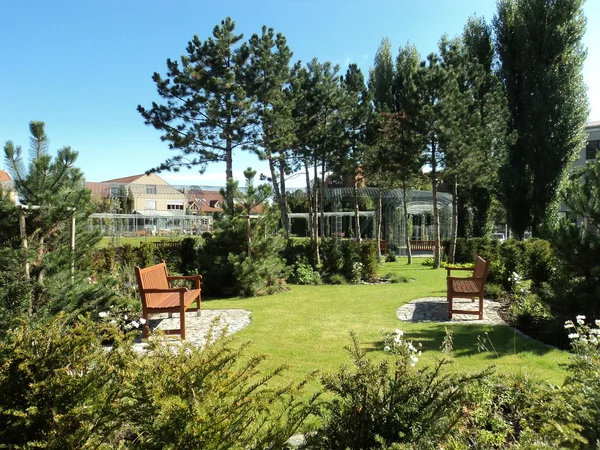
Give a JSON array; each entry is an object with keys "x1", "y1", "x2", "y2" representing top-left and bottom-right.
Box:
[
  {"x1": 132, "y1": 309, "x2": 252, "y2": 352},
  {"x1": 397, "y1": 297, "x2": 506, "y2": 325}
]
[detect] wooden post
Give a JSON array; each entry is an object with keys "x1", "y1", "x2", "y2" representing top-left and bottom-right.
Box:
[
  {"x1": 19, "y1": 206, "x2": 30, "y2": 280},
  {"x1": 71, "y1": 213, "x2": 76, "y2": 278}
]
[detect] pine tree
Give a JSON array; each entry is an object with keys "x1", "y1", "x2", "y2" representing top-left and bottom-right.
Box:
[
  {"x1": 245, "y1": 26, "x2": 295, "y2": 239},
  {"x1": 494, "y1": 0, "x2": 588, "y2": 238},
  {"x1": 138, "y1": 17, "x2": 254, "y2": 209},
  {"x1": 333, "y1": 63, "x2": 372, "y2": 242},
  {"x1": 3, "y1": 121, "x2": 99, "y2": 314}
]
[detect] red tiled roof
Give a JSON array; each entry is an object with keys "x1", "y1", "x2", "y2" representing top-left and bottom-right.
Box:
[
  {"x1": 100, "y1": 174, "x2": 146, "y2": 184},
  {"x1": 0, "y1": 170, "x2": 11, "y2": 182}
]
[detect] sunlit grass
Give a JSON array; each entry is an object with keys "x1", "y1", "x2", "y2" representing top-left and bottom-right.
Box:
[{"x1": 203, "y1": 258, "x2": 569, "y2": 394}]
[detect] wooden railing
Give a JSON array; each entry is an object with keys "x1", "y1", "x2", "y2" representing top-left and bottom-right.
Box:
[{"x1": 409, "y1": 240, "x2": 435, "y2": 251}]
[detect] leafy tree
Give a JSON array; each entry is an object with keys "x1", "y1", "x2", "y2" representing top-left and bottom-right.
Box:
[
  {"x1": 369, "y1": 38, "x2": 396, "y2": 113},
  {"x1": 460, "y1": 16, "x2": 510, "y2": 239},
  {"x1": 494, "y1": 0, "x2": 588, "y2": 238},
  {"x1": 246, "y1": 25, "x2": 296, "y2": 239},
  {"x1": 138, "y1": 17, "x2": 254, "y2": 209}
]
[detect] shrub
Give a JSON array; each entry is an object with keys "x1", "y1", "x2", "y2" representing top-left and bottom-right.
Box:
[
  {"x1": 320, "y1": 238, "x2": 342, "y2": 277},
  {"x1": 385, "y1": 251, "x2": 397, "y2": 262},
  {"x1": 327, "y1": 273, "x2": 347, "y2": 285},
  {"x1": 341, "y1": 240, "x2": 361, "y2": 283},
  {"x1": 289, "y1": 262, "x2": 322, "y2": 285},
  {"x1": 385, "y1": 273, "x2": 409, "y2": 284},
  {"x1": 359, "y1": 240, "x2": 379, "y2": 282},
  {"x1": 179, "y1": 236, "x2": 199, "y2": 275},
  {"x1": 307, "y1": 331, "x2": 490, "y2": 449},
  {"x1": 0, "y1": 314, "x2": 318, "y2": 448}
]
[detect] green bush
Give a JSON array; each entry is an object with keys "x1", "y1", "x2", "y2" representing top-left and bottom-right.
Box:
[
  {"x1": 341, "y1": 240, "x2": 362, "y2": 283},
  {"x1": 289, "y1": 262, "x2": 322, "y2": 285},
  {"x1": 359, "y1": 240, "x2": 379, "y2": 282},
  {"x1": 307, "y1": 331, "x2": 490, "y2": 449},
  {"x1": 179, "y1": 236, "x2": 199, "y2": 275},
  {"x1": 320, "y1": 238, "x2": 342, "y2": 277},
  {"x1": 327, "y1": 273, "x2": 347, "y2": 285},
  {"x1": 0, "y1": 314, "x2": 318, "y2": 448}
]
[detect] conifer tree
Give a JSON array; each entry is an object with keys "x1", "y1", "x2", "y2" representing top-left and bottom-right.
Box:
[
  {"x1": 3, "y1": 121, "x2": 98, "y2": 314},
  {"x1": 245, "y1": 26, "x2": 295, "y2": 239},
  {"x1": 333, "y1": 64, "x2": 372, "y2": 242},
  {"x1": 138, "y1": 17, "x2": 254, "y2": 209},
  {"x1": 494, "y1": 0, "x2": 588, "y2": 238}
]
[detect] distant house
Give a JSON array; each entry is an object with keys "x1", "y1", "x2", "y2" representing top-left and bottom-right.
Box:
[
  {"x1": 186, "y1": 188, "x2": 224, "y2": 216},
  {"x1": 559, "y1": 121, "x2": 600, "y2": 230},
  {"x1": 0, "y1": 170, "x2": 17, "y2": 204},
  {"x1": 87, "y1": 173, "x2": 187, "y2": 215}
]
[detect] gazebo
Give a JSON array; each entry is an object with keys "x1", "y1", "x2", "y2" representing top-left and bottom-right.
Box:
[{"x1": 287, "y1": 187, "x2": 452, "y2": 255}]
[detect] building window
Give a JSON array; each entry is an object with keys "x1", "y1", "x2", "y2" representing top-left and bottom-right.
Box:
[
  {"x1": 146, "y1": 184, "x2": 157, "y2": 195},
  {"x1": 167, "y1": 203, "x2": 184, "y2": 210},
  {"x1": 586, "y1": 140, "x2": 599, "y2": 160},
  {"x1": 145, "y1": 200, "x2": 156, "y2": 210}
]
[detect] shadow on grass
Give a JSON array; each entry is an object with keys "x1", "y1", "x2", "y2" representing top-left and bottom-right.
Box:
[{"x1": 365, "y1": 324, "x2": 558, "y2": 360}]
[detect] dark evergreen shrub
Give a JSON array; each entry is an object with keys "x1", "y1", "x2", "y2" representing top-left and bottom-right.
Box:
[
  {"x1": 340, "y1": 240, "x2": 361, "y2": 282},
  {"x1": 178, "y1": 237, "x2": 199, "y2": 275},
  {"x1": 320, "y1": 238, "x2": 342, "y2": 277},
  {"x1": 359, "y1": 240, "x2": 379, "y2": 282}
]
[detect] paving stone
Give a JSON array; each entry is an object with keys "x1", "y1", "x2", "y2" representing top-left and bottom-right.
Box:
[
  {"x1": 131, "y1": 309, "x2": 251, "y2": 352},
  {"x1": 396, "y1": 297, "x2": 506, "y2": 325}
]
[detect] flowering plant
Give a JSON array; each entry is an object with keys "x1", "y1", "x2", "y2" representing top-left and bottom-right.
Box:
[
  {"x1": 383, "y1": 328, "x2": 422, "y2": 367},
  {"x1": 97, "y1": 306, "x2": 146, "y2": 334}
]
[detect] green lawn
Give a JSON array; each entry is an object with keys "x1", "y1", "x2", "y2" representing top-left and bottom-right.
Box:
[{"x1": 202, "y1": 258, "x2": 569, "y2": 394}]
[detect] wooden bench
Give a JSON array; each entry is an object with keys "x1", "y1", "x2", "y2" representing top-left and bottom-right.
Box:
[
  {"x1": 135, "y1": 261, "x2": 202, "y2": 340},
  {"x1": 446, "y1": 255, "x2": 490, "y2": 320},
  {"x1": 410, "y1": 240, "x2": 435, "y2": 251}
]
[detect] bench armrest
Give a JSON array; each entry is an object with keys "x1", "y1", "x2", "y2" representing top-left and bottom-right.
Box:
[
  {"x1": 446, "y1": 266, "x2": 475, "y2": 276},
  {"x1": 141, "y1": 287, "x2": 188, "y2": 294},
  {"x1": 167, "y1": 275, "x2": 202, "y2": 289},
  {"x1": 167, "y1": 275, "x2": 202, "y2": 281}
]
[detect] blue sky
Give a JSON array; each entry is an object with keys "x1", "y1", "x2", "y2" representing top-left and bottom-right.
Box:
[{"x1": 1, "y1": 0, "x2": 599, "y2": 188}]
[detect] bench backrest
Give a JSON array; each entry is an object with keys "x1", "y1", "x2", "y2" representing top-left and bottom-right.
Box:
[
  {"x1": 473, "y1": 255, "x2": 490, "y2": 283},
  {"x1": 135, "y1": 261, "x2": 170, "y2": 308}
]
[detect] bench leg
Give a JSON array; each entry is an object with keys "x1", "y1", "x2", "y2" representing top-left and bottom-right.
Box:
[
  {"x1": 180, "y1": 309, "x2": 186, "y2": 340},
  {"x1": 142, "y1": 312, "x2": 149, "y2": 339},
  {"x1": 479, "y1": 295, "x2": 484, "y2": 320}
]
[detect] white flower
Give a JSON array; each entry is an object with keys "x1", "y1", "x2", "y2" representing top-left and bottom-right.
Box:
[
  {"x1": 576, "y1": 315, "x2": 586, "y2": 325},
  {"x1": 384, "y1": 346, "x2": 391, "y2": 352},
  {"x1": 595, "y1": 319, "x2": 600, "y2": 327},
  {"x1": 408, "y1": 342, "x2": 417, "y2": 352},
  {"x1": 139, "y1": 318, "x2": 147, "y2": 325},
  {"x1": 418, "y1": 351, "x2": 422, "y2": 356},
  {"x1": 131, "y1": 321, "x2": 140, "y2": 328},
  {"x1": 568, "y1": 333, "x2": 579, "y2": 339},
  {"x1": 110, "y1": 320, "x2": 117, "y2": 325},
  {"x1": 395, "y1": 329, "x2": 404, "y2": 336},
  {"x1": 411, "y1": 355, "x2": 419, "y2": 363},
  {"x1": 565, "y1": 321, "x2": 575, "y2": 329},
  {"x1": 98, "y1": 311, "x2": 108, "y2": 318},
  {"x1": 123, "y1": 315, "x2": 128, "y2": 320},
  {"x1": 410, "y1": 362, "x2": 416, "y2": 367}
]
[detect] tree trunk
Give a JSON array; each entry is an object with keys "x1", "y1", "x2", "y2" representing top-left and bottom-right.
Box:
[
  {"x1": 353, "y1": 177, "x2": 361, "y2": 242},
  {"x1": 313, "y1": 161, "x2": 321, "y2": 265},
  {"x1": 449, "y1": 174, "x2": 458, "y2": 264},
  {"x1": 279, "y1": 157, "x2": 290, "y2": 240},
  {"x1": 376, "y1": 188, "x2": 382, "y2": 258},
  {"x1": 320, "y1": 159, "x2": 326, "y2": 239},
  {"x1": 269, "y1": 155, "x2": 290, "y2": 239},
  {"x1": 402, "y1": 184, "x2": 412, "y2": 265},
  {"x1": 431, "y1": 140, "x2": 441, "y2": 269},
  {"x1": 304, "y1": 158, "x2": 314, "y2": 242}
]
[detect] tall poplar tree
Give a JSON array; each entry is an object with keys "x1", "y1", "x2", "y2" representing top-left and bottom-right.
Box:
[
  {"x1": 138, "y1": 17, "x2": 254, "y2": 209},
  {"x1": 494, "y1": 0, "x2": 588, "y2": 238},
  {"x1": 460, "y1": 16, "x2": 510, "y2": 238}
]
